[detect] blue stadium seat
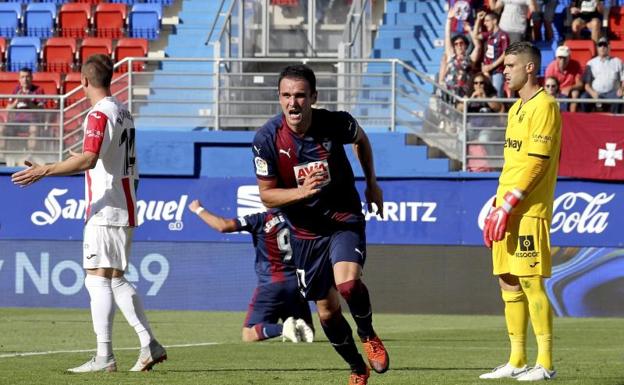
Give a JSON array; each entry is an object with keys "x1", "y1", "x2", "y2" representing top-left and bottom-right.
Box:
[
  {"x1": 8, "y1": 37, "x2": 41, "y2": 72},
  {"x1": 129, "y1": 4, "x2": 162, "y2": 40},
  {"x1": 39, "y1": 0, "x2": 69, "y2": 4},
  {"x1": 145, "y1": 0, "x2": 174, "y2": 5},
  {"x1": 25, "y1": 3, "x2": 57, "y2": 38},
  {"x1": 110, "y1": 0, "x2": 141, "y2": 5},
  {"x1": 0, "y1": 3, "x2": 22, "y2": 38}
]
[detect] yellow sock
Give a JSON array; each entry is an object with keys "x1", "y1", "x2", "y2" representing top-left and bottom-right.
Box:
[
  {"x1": 520, "y1": 276, "x2": 553, "y2": 370},
  {"x1": 501, "y1": 289, "x2": 528, "y2": 368}
]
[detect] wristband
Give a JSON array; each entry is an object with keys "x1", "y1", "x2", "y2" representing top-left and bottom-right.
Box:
[
  {"x1": 501, "y1": 188, "x2": 524, "y2": 213},
  {"x1": 193, "y1": 206, "x2": 205, "y2": 215}
]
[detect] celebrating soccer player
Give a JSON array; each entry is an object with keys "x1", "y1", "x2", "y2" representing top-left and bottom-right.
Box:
[
  {"x1": 12, "y1": 54, "x2": 166, "y2": 373},
  {"x1": 481, "y1": 42, "x2": 561, "y2": 381},
  {"x1": 187, "y1": 199, "x2": 315, "y2": 343},
  {"x1": 251, "y1": 64, "x2": 389, "y2": 385}
]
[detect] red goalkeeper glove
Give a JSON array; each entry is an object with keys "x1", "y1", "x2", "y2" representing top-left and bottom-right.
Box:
[{"x1": 486, "y1": 189, "x2": 524, "y2": 244}]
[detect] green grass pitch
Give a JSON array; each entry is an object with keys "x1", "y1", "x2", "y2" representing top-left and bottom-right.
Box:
[{"x1": 0, "y1": 308, "x2": 622, "y2": 385}]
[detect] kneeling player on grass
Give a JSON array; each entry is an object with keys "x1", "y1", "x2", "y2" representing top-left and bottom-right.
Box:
[
  {"x1": 481, "y1": 42, "x2": 560, "y2": 382},
  {"x1": 188, "y1": 199, "x2": 314, "y2": 343}
]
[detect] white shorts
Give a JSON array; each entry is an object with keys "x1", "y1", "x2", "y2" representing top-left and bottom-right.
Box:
[{"x1": 83, "y1": 222, "x2": 133, "y2": 271}]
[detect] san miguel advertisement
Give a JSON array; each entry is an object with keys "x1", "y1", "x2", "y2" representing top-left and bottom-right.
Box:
[{"x1": 0, "y1": 176, "x2": 622, "y2": 247}]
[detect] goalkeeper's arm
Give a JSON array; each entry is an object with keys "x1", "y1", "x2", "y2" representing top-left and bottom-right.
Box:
[
  {"x1": 484, "y1": 154, "x2": 550, "y2": 245},
  {"x1": 514, "y1": 153, "x2": 550, "y2": 197}
]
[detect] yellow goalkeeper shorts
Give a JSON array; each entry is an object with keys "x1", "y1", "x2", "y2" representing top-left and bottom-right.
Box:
[{"x1": 492, "y1": 214, "x2": 552, "y2": 277}]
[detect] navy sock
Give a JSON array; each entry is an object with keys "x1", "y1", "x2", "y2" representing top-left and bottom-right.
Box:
[
  {"x1": 254, "y1": 323, "x2": 283, "y2": 340},
  {"x1": 337, "y1": 280, "x2": 375, "y2": 339},
  {"x1": 320, "y1": 314, "x2": 367, "y2": 373}
]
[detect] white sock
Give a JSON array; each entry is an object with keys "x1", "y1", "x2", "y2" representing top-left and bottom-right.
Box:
[
  {"x1": 84, "y1": 274, "x2": 115, "y2": 357},
  {"x1": 111, "y1": 277, "x2": 153, "y2": 347}
]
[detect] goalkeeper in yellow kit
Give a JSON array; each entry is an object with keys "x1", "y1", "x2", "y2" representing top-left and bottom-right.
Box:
[{"x1": 480, "y1": 42, "x2": 561, "y2": 382}]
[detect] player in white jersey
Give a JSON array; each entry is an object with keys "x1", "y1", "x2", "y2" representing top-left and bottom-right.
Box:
[{"x1": 12, "y1": 54, "x2": 166, "y2": 373}]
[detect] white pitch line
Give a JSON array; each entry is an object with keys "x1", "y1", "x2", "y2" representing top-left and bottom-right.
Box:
[{"x1": 0, "y1": 342, "x2": 219, "y2": 359}]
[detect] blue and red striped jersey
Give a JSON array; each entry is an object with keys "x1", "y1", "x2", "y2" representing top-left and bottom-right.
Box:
[
  {"x1": 235, "y1": 210, "x2": 296, "y2": 284},
  {"x1": 252, "y1": 109, "x2": 364, "y2": 238}
]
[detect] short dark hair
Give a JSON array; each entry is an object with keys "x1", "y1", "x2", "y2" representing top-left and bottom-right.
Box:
[
  {"x1": 18, "y1": 67, "x2": 33, "y2": 75},
  {"x1": 82, "y1": 54, "x2": 114, "y2": 88},
  {"x1": 278, "y1": 64, "x2": 316, "y2": 93},
  {"x1": 505, "y1": 41, "x2": 541, "y2": 71},
  {"x1": 485, "y1": 11, "x2": 499, "y2": 22}
]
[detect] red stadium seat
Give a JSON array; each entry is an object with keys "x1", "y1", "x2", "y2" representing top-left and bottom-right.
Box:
[
  {"x1": 115, "y1": 37, "x2": 148, "y2": 72},
  {"x1": 74, "y1": 0, "x2": 104, "y2": 4},
  {"x1": 95, "y1": 3, "x2": 127, "y2": 38},
  {"x1": 111, "y1": 73, "x2": 128, "y2": 102},
  {"x1": 0, "y1": 72, "x2": 19, "y2": 108},
  {"x1": 59, "y1": 3, "x2": 92, "y2": 38},
  {"x1": 43, "y1": 37, "x2": 77, "y2": 73},
  {"x1": 610, "y1": 40, "x2": 624, "y2": 62},
  {"x1": 80, "y1": 37, "x2": 113, "y2": 64},
  {"x1": 33, "y1": 72, "x2": 61, "y2": 108},
  {"x1": 62, "y1": 102, "x2": 89, "y2": 149},
  {"x1": 63, "y1": 72, "x2": 85, "y2": 105},
  {"x1": 609, "y1": 6, "x2": 624, "y2": 40},
  {"x1": 271, "y1": 0, "x2": 299, "y2": 5},
  {"x1": 564, "y1": 40, "x2": 596, "y2": 71},
  {"x1": 0, "y1": 37, "x2": 6, "y2": 66}
]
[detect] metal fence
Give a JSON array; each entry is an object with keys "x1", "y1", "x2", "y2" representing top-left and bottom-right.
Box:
[
  {"x1": 208, "y1": 0, "x2": 372, "y2": 59},
  {"x1": 2, "y1": 56, "x2": 623, "y2": 170},
  {"x1": 0, "y1": 72, "x2": 130, "y2": 167}
]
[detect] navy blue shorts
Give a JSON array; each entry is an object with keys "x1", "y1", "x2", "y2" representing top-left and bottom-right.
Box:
[
  {"x1": 292, "y1": 228, "x2": 366, "y2": 301},
  {"x1": 243, "y1": 278, "x2": 313, "y2": 327}
]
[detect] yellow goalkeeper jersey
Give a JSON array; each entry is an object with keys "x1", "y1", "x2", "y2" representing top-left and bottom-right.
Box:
[{"x1": 496, "y1": 88, "x2": 561, "y2": 220}]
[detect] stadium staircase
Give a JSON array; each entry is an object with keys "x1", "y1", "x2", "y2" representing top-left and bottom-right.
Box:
[
  {"x1": 134, "y1": 0, "x2": 223, "y2": 130},
  {"x1": 356, "y1": 0, "x2": 453, "y2": 172}
]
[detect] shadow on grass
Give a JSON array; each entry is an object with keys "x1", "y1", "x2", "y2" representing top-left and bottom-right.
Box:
[{"x1": 165, "y1": 366, "x2": 490, "y2": 373}]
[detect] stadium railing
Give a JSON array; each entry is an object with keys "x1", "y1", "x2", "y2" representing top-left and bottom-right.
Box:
[
  {"x1": 2, "y1": 56, "x2": 623, "y2": 171},
  {"x1": 209, "y1": 0, "x2": 372, "y2": 60}
]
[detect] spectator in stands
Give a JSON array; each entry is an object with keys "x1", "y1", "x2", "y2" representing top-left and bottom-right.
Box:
[
  {"x1": 544, "y1": 45, "x2": 583, "y2": 111},
  {"x1": 474, "y1": 10, "x2": 510, "y2": 97},
  {"x1": 0, "y1": 68, "x2": 44, "y2": 152},
  {"x1": 466, "y1": 73, "x2": 504, "y2": 172},
  {"x1": 489, "y1": 0, "x2": 537, "y2": 44},
  {"x1": 440, "y1": 8, "x2": 482, "y2": 102},
  {"x1": 468, "y1": 73, "x2": 505, "y2": 113},
  {"x1": 532, "y1": 0, "x2": 558, "y2": 41},
  {"x1": 544, "y1": 76, "x2": 570, "y2": 111},
  {"x1": 571, "y1": 0, "x2": 604, "y2": 43},
  {"x1": 581, "y1": 37, "x2": 624, "y2": 113}
]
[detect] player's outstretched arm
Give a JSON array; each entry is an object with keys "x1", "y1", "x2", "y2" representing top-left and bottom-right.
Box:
[
  {"x1": 352, "y1": 126, "x2": 384, "y2": 217},
  {"x1": 11, "y1": 151, "x2": 98, "y2": 187},
  {"x1": 188, "y1": 199, "x2": 239, "y2": 233}
]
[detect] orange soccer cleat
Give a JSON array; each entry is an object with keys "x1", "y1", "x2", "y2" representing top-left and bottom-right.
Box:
[
  {"x1": 362, "y1": 335, "x2": 389, "y2": 374},
  {"x1": 348, "y1": 366, "x2": 370, "y2": 385}
]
